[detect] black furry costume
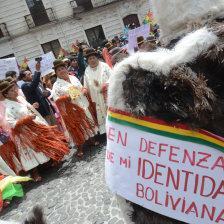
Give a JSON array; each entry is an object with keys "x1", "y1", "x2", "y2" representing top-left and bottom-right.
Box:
[
  {"x1": 108, "y1": 16, "x2": 224, "y2": 224},
  {"x1": 123, "y1": 19, "x2": 224, "y2": 138},
  {"x1": 24, "y1": 206, "x2": 46, "y2": 224}
]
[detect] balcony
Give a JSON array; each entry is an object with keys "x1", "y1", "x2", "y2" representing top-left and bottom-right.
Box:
[
  {"x1": 70, "y1": 0, "x2": 93, "y2": 14},
  {"x1": 0, "y1": 23, "x2": 10, "y2": 39},
  {"x1": 24, "y1": 8, "x2": 56, "y2": 29},
  {"x1": 91, "y1": 0, "x2": 119, "y2": 7},
  {"x1": 70, "y1": 0, "x2": 123, "y2": 18}
]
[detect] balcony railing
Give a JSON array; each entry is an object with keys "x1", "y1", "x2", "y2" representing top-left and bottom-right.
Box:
[
  {"x1": 24, "y1": 8, "x2": 56, "y2": 29},
  {"x1": 91, "y1": 0, "x2": 118, "y2": 7},
  {"x1": 0, "y1": 23, "x2": 10, "y2": 38},
  {"x1": 70, "y1": 0, "x2": 123, "y2": 16},
  {"x1": 70, "y1": 0, "x2": 93, "y2": 15}
]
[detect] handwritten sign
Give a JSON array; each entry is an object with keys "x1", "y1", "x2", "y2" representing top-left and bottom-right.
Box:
[
  {"x1": 68, "y1": 86, "x2": 81, "y2": 100},
  {"x1": 128, "y1": 23, "x2": 150, "y2": 50},
  {"x1": 0, "y1": 57, "x2": 19, "y2": 80},
  {"x1": 27, "y1": 52, "x2": 55, "y2": 77},
  {"x1": 105, "y1": 108, "x2": 224, "y2": 224}
]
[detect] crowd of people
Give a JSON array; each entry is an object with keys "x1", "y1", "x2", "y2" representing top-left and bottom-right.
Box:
[{"x1": 0, "y1": 32, "x2": 159, "y2": 210}]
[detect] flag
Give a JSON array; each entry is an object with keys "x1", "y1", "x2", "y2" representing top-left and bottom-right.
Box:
[
  {"x1": 143, "y1": 12, "x2": 155, "y2": 34},
  {"x1": 20, "y1": 58, "x2": 28, "y2": 71},
  {"x1": 58, "y1": 48, "x2": 64, "y2": 59},
  {"x1": 70, "y1": 47, "x2": 75, "y2": 54},
  {"x1": 70, "y1": 44, "x2": 78, "y2": 55},
  {"x1": 147, "y1": 12, "x2": 155, "y2": 25},
  {"x1": 58, "y1": 48, "x2": 70, "y2": 59},
  {"x1": 72, "y1": 43, "x2": 79, "y2": 50}
]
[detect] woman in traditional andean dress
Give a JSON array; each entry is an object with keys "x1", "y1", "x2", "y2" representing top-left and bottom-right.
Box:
[
  {"x1": 84, "y1": 48, "x2": 112, "y2": 134},
  {"x1": 52, "y1": 59, "x2": 99, "y2": 157},
  {"x1": 0, "y1": 78, "x2": 69, "y2": 181}
]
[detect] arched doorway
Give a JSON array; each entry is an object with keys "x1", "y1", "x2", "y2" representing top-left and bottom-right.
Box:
[{"x1": 123, "y1": 14, "x2": 140, "y2": 29}]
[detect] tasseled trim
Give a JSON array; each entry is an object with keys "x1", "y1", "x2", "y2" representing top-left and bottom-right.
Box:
[
  {"x1": 12, "y1": 115, "x2": 69, "y2": 162},
  {"x1": 101, "y1": 83, "x2": 109, "y2": 106},
  {"x1": 56, "y1": 95, "x2": 96, "y2": 146},
  {"x1": 82, "y1": 87, "x2": 98, "y2": 126},
  {"x1": 0, "y1": 140, "x2": 19, "y2": 175}
]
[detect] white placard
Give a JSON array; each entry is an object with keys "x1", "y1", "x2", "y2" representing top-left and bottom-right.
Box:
[
  {"x1": 27, "y1": 52, "x2": 55, "y2": 77},
  {"x1": 105, "y1": 114, "x2": 224, "y2": 224},
  {"x1": 0, "y1": 57, "x2": 19, "y2": 80},
  {"x1": 128, "y1": 23, "x2": 150, "y2": 50},
  {"x1": 17, "y1": 80, "x2": 24, "y2": 88}
]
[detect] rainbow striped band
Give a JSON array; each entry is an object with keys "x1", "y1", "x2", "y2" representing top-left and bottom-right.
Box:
[{"x1": 107, "y1": 108, "x2": 224, "y2": 152}]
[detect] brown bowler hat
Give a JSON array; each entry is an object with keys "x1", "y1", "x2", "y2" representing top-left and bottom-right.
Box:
[
  {"x1": 105, "y1": 43, "x2": 113, "y2": 51},
  {"x1": 52, "y1": 59, "x2": 66, "y2": 70},
  {"x1": 137, "y1": 35, "x2": 145, "y2": 46},
  {"x1": 146, "y1": 35, "x2": 156, "y2": 42},
  {"x1": 0, "y1": 80, "x2": 14, "y2": 93},
  {"x1": 85, "y1": 48, "x2": 98, "y2": 58},
  {"x1": 111, "y1": 47, "x2": 123, "y2": 59},
  {"x1": 5, "y1": 77, "x2": 16, "y2": 84}
]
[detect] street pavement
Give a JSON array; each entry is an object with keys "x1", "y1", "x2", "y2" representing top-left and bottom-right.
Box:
[{"x1": 0, "y1": 138, "x2": 126, "y2": 224}]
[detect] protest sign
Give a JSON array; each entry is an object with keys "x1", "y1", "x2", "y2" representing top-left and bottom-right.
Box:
[
  {"x1": 0, "y1": 57, "x2": 19, "y2": 79},
  {"x1": 27, "y1": 52, "x2": 55, "y2": 77},
  {"x1": 106, "y1": 108, "x2": 224, "y2": 224},
  {"x1": 128, "y1": 23, "x2": 150, "y2": 50}
]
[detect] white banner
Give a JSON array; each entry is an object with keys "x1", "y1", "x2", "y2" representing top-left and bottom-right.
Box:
[
  {"x1": 0, "y1": 57, "x2": 19, "y2": 80},
  {"x1": 27, "y1": 52, "x2": 55, "y2": 77},
  {"x1": 128, "y1": 23, "x2": 150, "y2": 50},
  {"x1": 105, "y1": 119, "x2": 224, "y2": 224}
]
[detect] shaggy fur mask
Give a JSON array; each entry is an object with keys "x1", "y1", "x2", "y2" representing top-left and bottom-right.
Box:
[{"x1": 108, "y1": 21, "x2": 224, "y2": 137}]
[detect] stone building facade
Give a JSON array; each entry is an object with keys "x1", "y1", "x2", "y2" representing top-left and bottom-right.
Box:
[{"x1": 0, "y1": 0, "x2": 150, "y2": 64}]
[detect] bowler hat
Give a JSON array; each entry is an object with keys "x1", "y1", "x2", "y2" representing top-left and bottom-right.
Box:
[
  {"x1": 111, "y1": 47, "x2": 123, "y2": 59},
  {"x1": 52, "y1": 59, "x2": 66, "y2": 70},
  {"x1": 146, "y1": 35, "x2": 156, "y2": 42},
  {"x1": 4, "y1": 77, "x2": 16, "y2": 84},
  {"x1": 105, "y1": 43, "x2": 113, "y2": 51},
  {"x1": 0, "y1": 80, "x2": 14, "y2": 93},
  {"x1": 137, "y1": 36, "x2": 145, "y2": 46},
  {"x1": 85, "y1": 48, "x2": 98, "y2": 58}
]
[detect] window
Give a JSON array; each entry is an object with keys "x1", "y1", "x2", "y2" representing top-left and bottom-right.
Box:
[
  {"x1": 0, "y1": 28, "x2": 4, "y2": 38},
  {"x1": 85, "y1": 25, "x2": 106, "y2": 49},
  {"x1": 26, "y1": 0, "x2": 49, "y2": 26},
  {"x1": 41, "y1": 40, "x2": 61, "y2": 58},
  {"x1": 123, "y1": 14, "x2": 140, "y2": 29},
  {"x1": 0, "y1": 54, "x2": 15, "y2": 59},
  {"x1": 0, "y1": 23, "x2": 9, "y2": 38},
  {"x1": 76, "y1": 0, "x2": 93, "y2": 10}
]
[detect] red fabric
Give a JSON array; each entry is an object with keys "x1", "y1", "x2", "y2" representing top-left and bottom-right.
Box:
[
  {"x1": 0, "y1": 175, "x2": 5, "y2": 181},
  {"x1": 56, "y1": 95, "x2": 97, "y2": 146},
  {"x1": 0, "y1": 140, "x2": 19, "y2": 175},
  {"x1": 101, "y1": 83, "x2": 109, "y2": 106},
  {"x1": 102, "y1": 48, "x2": 113, "y2": 69},
  {"x1": 68, "y1": 71, "x2": 75, "y2": 76},
  {"x1": 82, "y1": 87, "x2": 98, "y2": 126},
  {"x1": 12, "y1": 115, "x2": 69, "y2": 162}
]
